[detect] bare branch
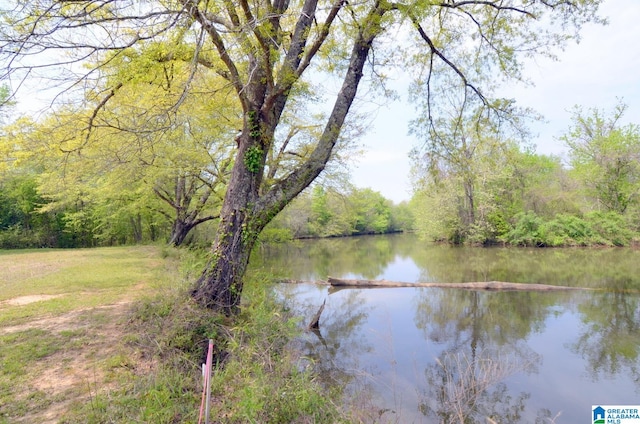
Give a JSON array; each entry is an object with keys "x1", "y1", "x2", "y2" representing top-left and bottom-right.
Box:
[
  {"x1": 153, "y1": 185, "x2": 178, "y2": 209},
  {"x1": 295, "y1": 0, "x2": 345, "y2": 77},
  {"x1": 179, "y1": 0, "x2": 247, "y2": 108},
  {"x1": 407, "y1": 13, "x2": 489, "y2": 107},
  {"x1": 438, "y1": 1, "x2": 536, "y2": 18},
  {"x1": 85, "y1": 82, "x2": 123, "y2": 146},
  {"x1": 266, "y1": 126, "x2": 300, "y2": 182}
]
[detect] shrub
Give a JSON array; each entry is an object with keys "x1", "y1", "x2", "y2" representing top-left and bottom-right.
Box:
[
  {"x1": 539, "y1": 214, "x2": 592, "y2": 246},
  {"x1": 585, "y1": 211, "x2": 634, "y2": 246},
  {"x1": 0, "y1": 225, "x2": 47, "y2": 248},
  {"x1": 258, "y1": 227, "x2": 293, "y2": 244},
  {"x1": 502, "y1": 211, "x2": 545, "y2": 246}
]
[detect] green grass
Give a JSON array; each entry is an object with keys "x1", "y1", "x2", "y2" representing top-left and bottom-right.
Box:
[
  {"x1": 0, "y1": 246, "x2": 164, "y2": 326},
  {"x1": 0, "y1": 246, "x2": 358, "y2": 423},
  {"x1": 0, "y1": 245, "x2": 179, "y2": 423},
  {"x1": 63, "y1": 268, "x2": 352, "y2": 423}
]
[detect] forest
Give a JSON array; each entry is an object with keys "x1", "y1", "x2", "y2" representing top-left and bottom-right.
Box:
[
  {"x1": 409, "y1": 102, "x2": 640, "y2": 247},
  {"x1": 2, "y1": 88, "x2": 639, "y2": 249}
]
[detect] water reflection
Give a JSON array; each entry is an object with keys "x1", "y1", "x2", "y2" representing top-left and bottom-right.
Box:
[
  {"x1": 572, "y1": 291, "x2": 640, "y2": 385},
  {"x1": 413, "y1": 289, "x2": 546, "y2": 422},
  {"x1": 253, "y1": 235, "x2": 403, "y2": 281},
  {"x1": 253, "y1": 233, "x2": 640, "y2": 290},
  {"x1": 418, "y1": 347, "x2": 537, "y2": 423},
  {"x1": 250, "y1": 234, "x2": 640, "y2": 422},
  {"x1": 277, "y1": 283, "x2": 385, "y2": 421},
  {"x1": 414, "y1": 289, "x2": 566, "y2": 345}
]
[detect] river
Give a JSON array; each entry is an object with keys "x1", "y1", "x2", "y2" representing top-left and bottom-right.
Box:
[{"x1": 249, "y1": 233, "x2": 640, "y2": 423}]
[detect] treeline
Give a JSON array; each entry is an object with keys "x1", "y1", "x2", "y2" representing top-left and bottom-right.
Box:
[
  {"x1": 0, "y1": 169, "x2": 412, "y2": 249},
  {"x1": 409, "y1": 102, "x2": 640, "y2": 247},
  {"x1": 1, "y1": 77, "x2": 414, "y2": 248},
  {"x1": 3, "y1": 72, "x2": 639, "y2": 250},
  {"x1": 1, "y1": 42, "x2": 411, "y2": 250},
  {"x1": 261, "y1": 186, "x2": 414, "y2": 242},
  {"x1": 0, "y1": 170, "x2": 168, "y2": 248}
]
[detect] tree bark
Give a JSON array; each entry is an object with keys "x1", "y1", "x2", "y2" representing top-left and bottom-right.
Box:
[
  {"x1": 191, "y1": 2, "x2": 389, "y2": 315},
  {"x1": 191, "y1": 207, "x2": 255, "y2": 312},
  {"x1": 168, "y1": 220, "x2": 193, "y2": 246},
  {"x1": 191, "y1": 125, "x2": 264, "y2": 313}
]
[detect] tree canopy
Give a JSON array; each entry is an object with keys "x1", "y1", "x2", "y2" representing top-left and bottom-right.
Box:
[
  {"x1": 563, "y1": 102, "x2": 640, "y2": 214},
  {"x1": 0, "y1": 0, "x2": 605, "y2": 313}
]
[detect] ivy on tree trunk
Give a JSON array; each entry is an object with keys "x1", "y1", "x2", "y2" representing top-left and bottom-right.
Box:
[{"x1": 190, "y1": 3, "x2": 387, "y2": 314}]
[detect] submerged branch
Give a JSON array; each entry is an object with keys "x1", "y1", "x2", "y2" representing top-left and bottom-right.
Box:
[{"x1": 307, "y1": 298, "x2": 326, "y2": 330}]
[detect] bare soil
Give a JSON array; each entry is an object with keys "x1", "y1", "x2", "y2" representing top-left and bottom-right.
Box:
[
  {"x1": 1, "y1": 299, "x2": 135, "y2": 424},
  {"x1": 1, "y1": 295, "x2": 64, "y2": 307}
]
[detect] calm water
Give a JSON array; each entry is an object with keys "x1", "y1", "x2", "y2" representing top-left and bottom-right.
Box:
[{"x1": 249, "y1": 233, "x2": 640, "y2": 423}]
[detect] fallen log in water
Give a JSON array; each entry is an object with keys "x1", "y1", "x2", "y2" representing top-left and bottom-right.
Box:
[
  {"x1": 326, "y1": 277, "x2": 591, "y2": 291},
  {"x1": 278, "y1": 279, "x2": 329, "y2": 285}
]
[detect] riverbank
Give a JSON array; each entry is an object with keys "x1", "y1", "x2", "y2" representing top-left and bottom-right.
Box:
[{"x1": 0, "y1": 247, "x2": 366, "y2": 423}]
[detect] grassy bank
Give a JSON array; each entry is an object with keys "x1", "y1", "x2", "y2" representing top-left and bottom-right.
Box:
[{"x1": 0, "y1": 246, "x2": 357, "y2": 423}]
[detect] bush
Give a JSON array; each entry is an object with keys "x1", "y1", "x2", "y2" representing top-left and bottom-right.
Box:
[
  {"x1": 0, "y1": 225, "x2": 46, "y2": 249},
  {"x1": 503, "y1": 211, "x2": 637, "y2": 247},
  {"x1": 539, "y1": 214, "x2": 592, "y2": 246},
  {"x1": 502, "y1": 211, "x2": 545, "y2": 246},
  {"x1": 585, "y1": 211, "x2": 634, "y2": 246},
  {"x1": 258, "y1": 227, "x2": 293, "y2": 244}
]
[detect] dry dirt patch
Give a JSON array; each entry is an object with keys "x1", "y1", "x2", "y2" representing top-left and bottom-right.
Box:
[
  {"x1": 1, "y1": 301, "x2": 137, "y2": 423},
  {"x1": 0, "y1": 251, "x2": 84, "y2": 286},
  {"x1": 1, "y1": 294, "x2": 64, "y2": 307},
  {"x1": 0, "y1": 300, "x2": 131, "y2": 335}
]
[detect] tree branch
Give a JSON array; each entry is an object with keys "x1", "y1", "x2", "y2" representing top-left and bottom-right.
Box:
[
  {"x1": 438, "y1": 1, "x2": 536, "y2": 18},
  {"x1": 257, "y1": 1, "x2": 388, "y2": 221},
  {"x1": 179, "y1": 0, "x2": 247, "y2": 108},
  {"x1": 153, "y1": 186, "x2": 178, "y2": 209},
  {"x1": 295, "y1": 0, "x2": 345, "y2": 77},
  {"x1": 266, "y1": 126, "x2": 300, "y2": 182},
  {"x1": 407, "y1": 13, "x2": 489, "y2": 107},
  {"x1": 84, "y1": 82, "x2": 123, "y2": 146}
]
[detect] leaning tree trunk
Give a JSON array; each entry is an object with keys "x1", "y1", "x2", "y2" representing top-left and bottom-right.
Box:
[
  {"x1": 168, "y1": 220, "x2": 193, "y2": 247},
  {"x1": 190, "y1": 123, "x2": 266, "y2": 314},
  {"x1": 190, "y1": 1, "x2": 388, "y2": 315},
  {"x1": 190, "y1": 207, "x2": 257, "y2": 314}
]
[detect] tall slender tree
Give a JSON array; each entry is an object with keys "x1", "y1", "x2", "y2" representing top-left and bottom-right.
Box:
[
  {"x1": 1, "y1": 0, "x2": 604, "y2": 314},
  {"x1": 563, "y1": 102, "x2": 640, "y2": 214}
]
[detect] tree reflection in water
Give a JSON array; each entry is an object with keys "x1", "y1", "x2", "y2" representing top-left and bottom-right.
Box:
[
  {"x1": 572, "y1": 288, "x2": 640, "y2": 386},
  {"x1": 257, "y1": 234, "x2": 640, "y2": 422},
  {"x1": 413, "y1": 289, "x2": 548, "y2": 423},
  {"x1": 277, "y1": 284, "x2": 380, "y2": 412},
  {"x1": 419, "y1": 347, "x2": 538, "y2": 423}
]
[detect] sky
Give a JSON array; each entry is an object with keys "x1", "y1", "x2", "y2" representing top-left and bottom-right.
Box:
[
  {"x1": 9, "y1": 0, "x2": 639, "y2": 205},
  {"x1": 350, "y1": 0, "x2": 640, "y2": 204}
]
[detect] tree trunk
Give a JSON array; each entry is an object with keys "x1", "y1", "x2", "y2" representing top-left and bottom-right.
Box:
[
  {"x1": 191, "y1": 208, "x2": 256, "y2": 314},
  {"x1": 190, "y1": 2, "x2": 388, "y2": 315},
  {"x1": 130, "y1": 214, "x2": 143, "y2": 243},
  {"x1": 190, "y1": 125, "x2": 265, "y2": 314},
  {"x1": 168, "y1": 220, "x2": 194, "y2": 247}
]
